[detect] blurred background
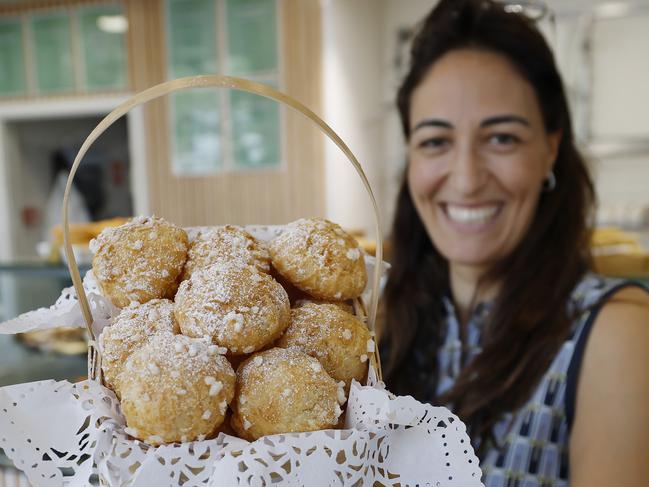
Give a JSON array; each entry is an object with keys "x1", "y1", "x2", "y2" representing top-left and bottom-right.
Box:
[
  {"x1": 0, "y1": 0, "x2": 648, "y2": 382},
  {"x1": 0, "y1": 0, "x2": 648, "y2": 482}
]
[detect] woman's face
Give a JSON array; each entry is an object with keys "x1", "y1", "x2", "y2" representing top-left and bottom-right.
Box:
[{"x1": 407, "y1": 48, "x2": 560, "y2": 271}]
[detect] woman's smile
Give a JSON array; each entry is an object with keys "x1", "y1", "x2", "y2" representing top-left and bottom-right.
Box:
[{"x1": 441, "y1": 202, "x2": 503, "y2": 233}]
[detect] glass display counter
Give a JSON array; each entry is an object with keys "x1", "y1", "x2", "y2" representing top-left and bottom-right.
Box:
[{"x1": 0, "y1": 261, "x2": 90, "y2": 387}]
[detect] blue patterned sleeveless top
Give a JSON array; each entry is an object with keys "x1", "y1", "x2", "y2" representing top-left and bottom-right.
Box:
[{"x1": 436, "y1": 273, "x2": 644, "y2": 487}]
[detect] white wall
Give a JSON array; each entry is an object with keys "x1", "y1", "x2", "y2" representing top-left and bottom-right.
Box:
[
  {"x1": 381, "y1": 0, "x2": 437, "y2": 232},
  {"x1": 321, "y1": 0, "x2": 435, "y2": 238},
  {"x1": 322, "y1": 0, "x2": 387, "y2": 238},
  {"x1": 552, "y1": 9, "x2": 649, "y2": 225},
  {"x1": 590, "y1": 13, "x2": 649, "y2": 222},
  {"x1": 591, "y1": 14, "x2": 649, "y2": 137}
]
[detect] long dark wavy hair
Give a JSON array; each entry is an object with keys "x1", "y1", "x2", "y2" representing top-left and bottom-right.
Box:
[{"x1": 381, "y1": 0, "x2": 595, "y2": 452}]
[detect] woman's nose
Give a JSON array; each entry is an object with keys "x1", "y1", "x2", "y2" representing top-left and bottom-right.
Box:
[{"x1": 447, "y1": 144, "x2": 488, "y2": 196}]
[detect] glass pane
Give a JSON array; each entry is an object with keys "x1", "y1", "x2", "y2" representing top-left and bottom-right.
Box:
[
  {"x1": 231, "y1": 88, "x2": 280, "y2": 169},
  {"x1": 0, "y1": 18, "x2": 25, "y2": 96},
  {"x1": 167, "y1": 0, "x2": 217, "y2": 77},
  {"x1": 226, "y1": 0, "x2": 277, "y2": 75},
  {"x1": 170, "y1": 90, "x2": 222, "y2": 175},
  {"x1": 31, "y1": 12, "x2": 74, "y2": 93},
  {"x1": 78, "y1": 4, "x2": 127, "y2": 91}
]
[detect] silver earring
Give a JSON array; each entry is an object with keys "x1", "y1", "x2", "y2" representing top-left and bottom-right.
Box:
[{"x1": 542, "y1": 170, "x2": 556, "y2": 192}]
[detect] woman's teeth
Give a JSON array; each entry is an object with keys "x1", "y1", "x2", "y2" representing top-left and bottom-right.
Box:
[{"x1": 446, "y1": 204, "x2": 499, "y2": 224}]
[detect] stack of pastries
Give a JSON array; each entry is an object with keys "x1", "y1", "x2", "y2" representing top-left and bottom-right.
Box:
[{"x1": 91, "y1": 216, "x2": 373, "y2": 445}]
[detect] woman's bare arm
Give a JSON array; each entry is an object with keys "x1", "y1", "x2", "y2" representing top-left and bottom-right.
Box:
[{"x1": 570, "y1": 286, "x2": 649, "y2": 487}]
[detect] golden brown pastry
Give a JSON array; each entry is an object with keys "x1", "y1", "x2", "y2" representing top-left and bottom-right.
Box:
[
  {"x1": 182, "y1": 225, "x2": 270, "y2": 280},
  {"x1": 269, "y1": 218, "x2": 367, "y2": 301},
  {"x1": 118, "y1": 334, "x2": 235, "y2": 445},
  {"x1": 276, "y1": 302, "x2": 371, "y2": 389},
  {"x1": 292, "y1": 298, "x2": 355, "y2": 314},
  {"x1": 175, "y1": 263, "x2": 290, "y2": 354},
  {"x1": 99, "y1": 299, "x2": 179, "y2": 394},
  {"x1": 91, "y1": 216, "x2": 188, "y2": 308},
  {"x1": 270, "y1": 268, "x2": 312, "y2": 304},
  {"x1": 230, "y1": 348, "x2": 345, "y2": 441}
]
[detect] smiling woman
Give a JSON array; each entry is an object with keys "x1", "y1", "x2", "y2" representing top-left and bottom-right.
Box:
[
  {"x1": 407, "y1": 48, "x2": 560, "y2": 276},
  {"x1": 380, "y1": 0, "x2": 649, "y2": 486}
]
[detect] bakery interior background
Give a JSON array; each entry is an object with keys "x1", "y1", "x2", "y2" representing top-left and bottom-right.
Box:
[{"x1": 0, "y1": 0, "x2": 648, "y2": 320}]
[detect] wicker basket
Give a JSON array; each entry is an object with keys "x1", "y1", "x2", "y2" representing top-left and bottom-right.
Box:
[{"x1": 60, "y1": 75, "x2": 385, "y2": 384}]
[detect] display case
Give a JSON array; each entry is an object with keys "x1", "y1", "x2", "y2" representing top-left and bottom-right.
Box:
[{"x1": 0, "y1": 262, "x2": 89, "y2": 387}]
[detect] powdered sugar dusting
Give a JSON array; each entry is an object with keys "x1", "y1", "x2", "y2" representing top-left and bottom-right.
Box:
[
  {"x1": 346, "y1": 248, "x2": 361, "y2": 260},
  {"x1": 235, "y1": 348, "x2": 340, "y2": 438},
  {"x1": 92, "y1": 216, "x2": 188, "y2": 308},
  {"x1": 268, "y1": 218, "x2": 367, "y2": 301},
  {"x1": 99, "y1": 299, "x2": 178, "y2": 390},
  {"x1": 276, "y1": 302, "x2": 371, "y2": 387},
  {"x1": 89, "y1": 238, "x2": 99, "y2": 254},
  {"x1": 182, "y1": 225, "x2": 271, "y2": 279},
  {"x1": 337, "y1": 382, "x2": 347, "y2": 405},
  {"x1": 209, "y1": 381, "x2": 223, "y2": 396},
  {"x1": 117, "y1": 333, "x2": 236, "y2": 444},
  {"x1": 208, "y1": 345, "x2": 228, "y2": 355},
  {"x1": 175, "y1": 263, "x2": 290, "y2": 354}
]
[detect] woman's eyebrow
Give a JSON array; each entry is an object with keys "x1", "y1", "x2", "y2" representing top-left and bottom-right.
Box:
[
  {"x1": 480, "y1": 114, "x2": 530, "y2": 127},
  {"x1": 412, "y1": 118, "x2": 453, "y2": 133}
]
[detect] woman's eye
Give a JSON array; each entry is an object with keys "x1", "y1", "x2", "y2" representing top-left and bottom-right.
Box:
[
  {"x1": 417, "y1": 137, "x2": 449, "y2": 151},
  {"x1": 488, "y1": 133, "x2": 520, "y2": 146}
]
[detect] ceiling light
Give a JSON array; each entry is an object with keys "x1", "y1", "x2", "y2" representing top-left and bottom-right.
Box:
[{"x1": 97, "y1": 15, "x2": 128, "y2": 34}]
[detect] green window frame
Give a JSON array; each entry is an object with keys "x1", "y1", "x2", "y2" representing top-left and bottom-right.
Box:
[
  {"x1": 77, "y1": 4, "x2": 128, "y2": 92},
  {"x1": 166, "y1": 0, "x2": 282, "y2": 176},
  {"x1": 30, "y1": 11, "x2": 75, "y2": 94},
  {"x1": 0, "y1": 17, "x2": 26, "y2": 97}
]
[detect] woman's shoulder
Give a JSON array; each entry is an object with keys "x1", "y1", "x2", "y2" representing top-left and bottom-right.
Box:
[
  {"x1": 590, "y1": 283, "x2": 649, "y2": 352},
  {"x1": 569, "y1": 282, "x2": 649, "y2": 485},
  {"x1": 568, "y1": 272, "x2": 649, "y2": 316}
]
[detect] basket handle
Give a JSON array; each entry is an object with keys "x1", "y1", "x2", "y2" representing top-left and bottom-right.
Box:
[{"x1": 63, "y1": 75, "x2": 384, "y2": 378}]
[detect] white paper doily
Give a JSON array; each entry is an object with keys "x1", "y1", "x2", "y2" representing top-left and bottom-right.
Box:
[{"x1": 0, "y1": 376, "x2": 482, "y2": 486}]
